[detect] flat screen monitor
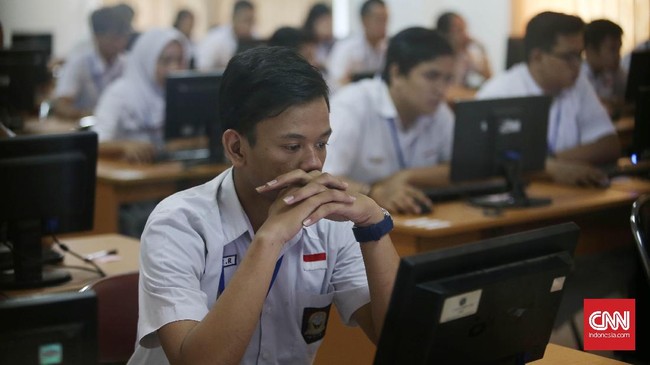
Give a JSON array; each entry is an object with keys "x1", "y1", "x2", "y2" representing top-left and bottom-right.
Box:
[
  {"x1": 505, "y1": 37, "x2": 525, "y2": 70},
  {"x1": 0, "y1": 132, "x2": 97, "y2": 289},
  {"x1": 375, "y1": 222, "x2": 579, "y2": 365},
  {"x1": 450, "y1": 96, "x2": 552, "y2": 208},
  {"x1": 11, "y1": 33, "x2": 53, "y2": 57},
  {"x1": 0, "y1": 291, "x2": 98, "y2": 364},
  {"x1": 164, "y1": 70, "x2": 223, "y2": 163},
  {"x1": 631, "y1": 86, "x2": 650, "y2": 162},
  {"x1": 625, "y1": 50, "x2": 650, "y2": 103},
  {"x1": 0, "y1": 48, "x2": 50, "y2": 118}
]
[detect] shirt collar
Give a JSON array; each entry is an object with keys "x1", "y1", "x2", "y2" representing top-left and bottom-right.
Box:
[
  {"x1": 217, "y1": 168, "x2": 255, "y2": 245},
  {"x1": 376, "y1": 79, "x2": 398, "y2": 119}
]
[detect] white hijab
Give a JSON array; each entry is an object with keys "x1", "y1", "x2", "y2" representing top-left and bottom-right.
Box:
[{"x1": 93, "y1": 28, "x2": 189, "y2": 145}]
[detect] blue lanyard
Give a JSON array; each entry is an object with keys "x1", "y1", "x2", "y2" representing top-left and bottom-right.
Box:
[
  {"x1": 385, "y1": 118, "x2": 407, "y2": 169},
  {"x1": 218, "y1": 255, "x2": 284, "y2": 297}
]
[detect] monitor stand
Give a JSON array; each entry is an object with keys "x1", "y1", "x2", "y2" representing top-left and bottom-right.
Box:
[
  {"x1": 469, "y1": 159, "x2": 551, "y2": 209},
  {"x1": 0, "y1": 220, "x2": 71, "y2": 290}
]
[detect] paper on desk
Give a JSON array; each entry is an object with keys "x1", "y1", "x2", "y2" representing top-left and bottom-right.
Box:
[{"x1": 402, "y1": 217, "x2": 451, "y2": 230}]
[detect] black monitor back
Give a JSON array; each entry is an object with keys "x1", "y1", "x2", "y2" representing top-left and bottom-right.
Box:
[
  {"x1": 633, "y1": 86, "x2": 650, "y2": 160},
  {"x1": 0, "y1": 291, "x2": 98, "y2": 365},
  {"x1": 625, "y1": 50, "x2": 650, "y2": 103},
  {"x1": 11, "y1": 33, "x2": 53, "y2": 57},
  {"x1": 505, "y1": 36, "x2": 526, "y2": 70},
  {"x1": 450, "y1": 96, "x2": 551, "y2": 183},
  {"x1": 0, "y1": 48, "x2": 50, "y2": 114}
]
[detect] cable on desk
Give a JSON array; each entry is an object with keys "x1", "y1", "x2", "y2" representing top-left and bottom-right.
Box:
[{"x1": 52, "y1": 235, "x2": 107, "y2": 278}]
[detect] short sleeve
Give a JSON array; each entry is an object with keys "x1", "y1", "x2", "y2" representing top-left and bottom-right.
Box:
[
  {"x1": 323, "y1": 86, "x2": 365, "y2": 177},
  {"x1": 54, "y1": 54, "x2": 83, "y2": 99},
  {"x1": 575, "y1": 76, "x2": 616, "y2": 144},
  {"x1": 92, "y1": 83, "x2": 124, "y2": 142}
]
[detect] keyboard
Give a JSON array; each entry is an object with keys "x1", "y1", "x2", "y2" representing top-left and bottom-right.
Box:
[
  {"x1": 422, "y1": 178, "x2": 509, "y2": 202},
  {"x1": 154, "y1": 148, "x2": 210, "y2": 163},
  {"x1": 604, "y1": 162, "x2": 650, "y2": 179}
]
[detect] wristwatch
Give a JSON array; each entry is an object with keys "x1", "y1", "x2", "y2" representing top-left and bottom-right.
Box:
[{"x1": 352, "y1": 208, "x2": 393, "y2": 243}]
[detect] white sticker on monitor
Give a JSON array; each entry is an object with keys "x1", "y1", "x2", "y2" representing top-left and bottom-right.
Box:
[
  {"x1": 439, "y1": 289, "x2": 482, "y2": 323},
  {"x1": 550, "y1": 276, "x2": 566, "y2": 292}
]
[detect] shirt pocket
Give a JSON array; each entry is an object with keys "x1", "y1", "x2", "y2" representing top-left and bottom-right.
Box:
[{"x1": 295, "y1": 291, "x2": 335, "y2": 356}]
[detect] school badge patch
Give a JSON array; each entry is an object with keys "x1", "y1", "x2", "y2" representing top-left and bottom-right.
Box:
[{"x1": 301, "y1": 304, "x2": 331, "y2": 344}]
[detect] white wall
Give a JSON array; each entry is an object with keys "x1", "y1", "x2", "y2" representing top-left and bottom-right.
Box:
[{"x1": 0, "y1": 0, "x2": 101, "y2": 58}]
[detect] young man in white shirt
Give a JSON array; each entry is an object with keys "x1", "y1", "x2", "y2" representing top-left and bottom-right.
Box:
[
  {"x1": 196, "y1": 0, "x2": 256, "y2": 71},
  {"x1": 324, "y1": 27, "x2": 455, "y2": 214},
  {"x1": 477, "y1": 11, "x2": 620, "y2": 187},
  {"x1": 52, "y1": 5, "x2": 130, "y2": 120},
  {"x1": 127, "y1": 46, "x2": 400, "y2": 365},
  {"x1": 326, "y1": 0, "x2": 388, "y2": 91}
]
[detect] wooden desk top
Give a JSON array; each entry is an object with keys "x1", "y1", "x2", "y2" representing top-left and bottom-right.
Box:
[
  {"x1": 393, "y1": 181, "x2": 637, "y2": 239},
  {"x1": 21, "y1": 117, "x2": 78, "y2": 135},
  {"x1": 533, "y1": 344, "x2": 628, "y2": 364},
  {"x1": 2, "y1": 234, "x2": 140, "y2": 299},
  {"x1": 97, "y1": 160, "x2": 229, "y2": 186}
]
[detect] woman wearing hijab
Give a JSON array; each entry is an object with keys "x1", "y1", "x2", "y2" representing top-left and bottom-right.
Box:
[{"x1": 93, "y1": 28, "x2": 189, "y2": 163}]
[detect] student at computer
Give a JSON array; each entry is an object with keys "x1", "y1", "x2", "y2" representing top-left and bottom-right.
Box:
[
  {"x1": 52, "y1": 6, "x2": 131, "y2": 120},
  {"x1": 477, "y1": 11, "x2": 620, "y2": 187},
  {"x1": 126, "y1": 46, "x2": 400, "y2": 365},
  {"x1": 436, "y1": 11, "x2": 492, "y2": 89},
  {"x1": 323, "y1": 27, "x2": 455, "y2": 214},
  {"x1": 268, "y1": 27, "x2": 317, "y2": 67},
  {"x1": 582, "y1": 19, "x2": 627, "y2": 118},
  {"x1": 92, "y1": 28, "x2": 188, "y2": 163},
  {"x1": 326, "y1": 0, "x2": 388, "y2": 91},
  {"x1": 303, "y1": 3, "x2": 335, "y2": 72},
  {"x1": 195, "y1": 0, "x2": 256, "y2": 70}
]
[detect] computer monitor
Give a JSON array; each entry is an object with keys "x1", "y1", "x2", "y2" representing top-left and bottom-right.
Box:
[
  {"x1": 625, "y1": 50, "x2": 650, "y2": 103},
  {"x1": 450, "y1": 95, "x2": 552, "y2": 208},
  {"x1": 375, "y1": 222, "x2": 579, "y2": 365},
  {"x1": 505, "y1": 36, "x2": 526, "y2": 70},
  {"x1": 631, "y1": 86, "x2": 650, "y2": 163},
  {"x1": 164, "y1": 70, "x2": 223, "y2": 162},
  {"x1": 0, "y1": 291, "x2": 98, "y2": 364},
  {"x1": 0, "y1": 47, "x2": 50, "y2": 128},
  {"x1": 0, "y1": 132, "x2": 97, "y2": 289},
  {"x1": 11, "y1": 33, "x2": 53, "y2": 57}
]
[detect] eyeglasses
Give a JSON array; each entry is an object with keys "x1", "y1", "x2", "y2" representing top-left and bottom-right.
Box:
[{"x1": 546, "y1": 50, "x2": 583, "y2": 64}]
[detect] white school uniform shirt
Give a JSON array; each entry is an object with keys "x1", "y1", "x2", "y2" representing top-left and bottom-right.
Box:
[
  {"x1": 196, "y1": 25, "x2": 237, "y2": 71},
  {"x1": 127, "y1": 168, "x2": 370, "y2": 365},
  {"x1": 323, "y1": 78, "x2": 455, "y2": 184},
  {"x1": 326, "y1": 34, "x2": 386, "y2": 92},
  {"x1": 580, "y1": 62, "x2": 627, "y2": 101},
  {"x1": 476, "y1": 63, "x2": 616, "y2": 154},
  {"x1": 54, "y1": 44, "x2": 126, "y2": 112}
]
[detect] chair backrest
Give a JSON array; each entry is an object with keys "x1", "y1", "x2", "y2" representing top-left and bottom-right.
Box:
[
  {"x1": 631, "y1": 194, "x2": 650, "y2": 286},
  {"x1": 81, "y1": 271, "x2": 139, "y2": 364}
]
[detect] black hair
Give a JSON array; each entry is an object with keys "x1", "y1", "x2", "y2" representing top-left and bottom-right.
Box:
[
  {"x1": 584, "y1": 19, "x2": 623, "y2": 50},
  {"x1": 268, "y1": 27, "x2": 315, "y2": 50},
  {"x1": 524, "y1": 11, "x2": 584, "y2": 62},
  {"x1": 382, "y1": 27, "x2": 454, "y2": 85},
  {"x1": 303, "y1": 3, "x2": 331, "y2": 35},
  {"x1": 233, "y1": 0, "x2": 254, "y2": 17},
  {"x1": 173, "y1": 9, "x2": 194, "y2": 29},
  {"x1": 360, "y1": 0, "x2": 385, "y2": 18},
  {"x1": 91, "y1": 6, "x2": 132, "y2": 35},
  {"x1": 219, "y1": 47, "x2": 329, "y2": 145},
  {"x1": 436, "y1": 11, "x2": 459, "y2": 35}
]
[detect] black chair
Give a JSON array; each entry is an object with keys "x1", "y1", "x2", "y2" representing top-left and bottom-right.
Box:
[
  {"x1": 628, "y1": 194, "x2": 650, "y2": 362},
  {"x1": 631, "y1": 194, "x2": 650, "y2": 286}
]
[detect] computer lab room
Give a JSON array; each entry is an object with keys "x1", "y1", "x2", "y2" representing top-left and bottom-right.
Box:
[{"x1": 1, "y1": 0, "x2": 649, "y2": 364}]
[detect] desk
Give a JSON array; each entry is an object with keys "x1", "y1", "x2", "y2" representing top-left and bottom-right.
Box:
[
  {"x1": 533, "y1": 344, "x2": 628, "y2": 364},
  {"x1": 2, "y1": 234, "x2": 139, "y2": 299},
  {"x1": 94, "y1": 160, "x2": 228, "y2": 234}
]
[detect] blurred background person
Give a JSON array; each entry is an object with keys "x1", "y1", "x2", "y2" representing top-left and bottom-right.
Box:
[
  {"x1": 173, "y1": 9, "x2": 196, "y2": 68},
  {"x1": 52, "y1": 5, "x2": 131, "y2": 120},
  {"x1": 196, "y1": 0, "x2": 256, "y2": 70},
  {"x1": 268, "y1": 26, "x2": 318, "y2": 67},
  {"x1": 303, "y1": 2, "x2": 334, "y2": 72}
]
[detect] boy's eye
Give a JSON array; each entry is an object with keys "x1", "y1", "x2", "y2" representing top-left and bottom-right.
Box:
[{"x1": 284, "y1": 144, "x2": 300, "y2": 152}]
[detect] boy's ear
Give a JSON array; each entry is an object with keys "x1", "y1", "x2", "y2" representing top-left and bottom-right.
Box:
[{"x1": 222, "y1": 129, "x2": 246, "y2": 167}]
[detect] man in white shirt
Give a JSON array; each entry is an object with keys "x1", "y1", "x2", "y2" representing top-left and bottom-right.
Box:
[
  {"x1": 127, "y1": 46, "x2": 400, "y2": 365},
  {"x1": 477, "y1": 11, "x2": 620, "y2": 187},
  {"x1": 53, "y1": 6, "x2": 130, "y2": 120},
  {"x1": 326, "y1": 0, "x2": 388, "y2": 91},
  {"x1": 196, "y1": 0, "x2": 256, "y2": 70},
  {"x1": 582, "y1": 19, "x2": 627, "y2": 118},
  {"x1": 324, "y1": 28, "x2": 455, "y2": 214}
]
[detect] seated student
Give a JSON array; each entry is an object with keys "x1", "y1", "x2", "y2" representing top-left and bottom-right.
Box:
[
  {"x1": 303, "y1": 3, "x2": 335, "y2": 72},
  {"x1": 268, "y1": 26, "x2": 318, "y2": 67},
  {"x1": 53, "y1": 6, "x2": 131, "y2": 120},
  {"x1": 125, "y1": 46, "x2": 400, "y2": 365},
  {"x1": 326, "y1": 0, "x2": 388, "y2": 91},
  {"x1": 173, "y1": 9, "x2": 196, "y2": 66},
  {"x1": 582, "y1": 19, "x2": 627, "y2": 118},
  {"x1": 477, "y1": 11, "x2": 620, "y2": 187},
  {"x1": 92, "y1": 28, "x2": 189, "y2": 163},
  {"x1": 196, "y1": 0, "x2": 256, "y2": 70},
  {"x1": 324, "y1": 28, "x2": 455, "y2": 214},
  {"x1": 436, "y1": 11, "x2": 492, "y2": 89}
]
